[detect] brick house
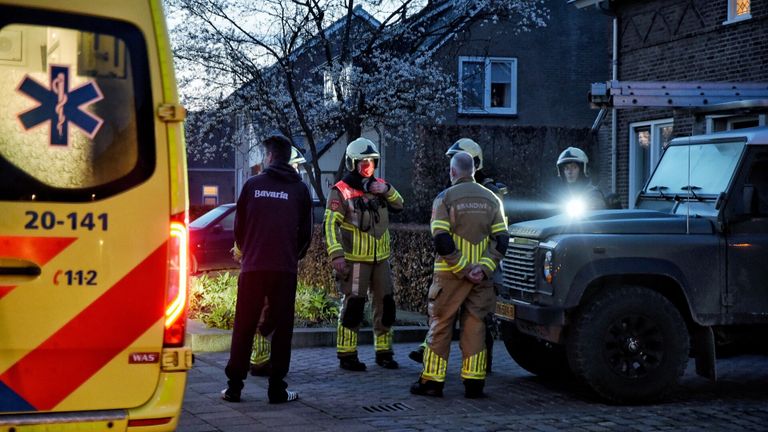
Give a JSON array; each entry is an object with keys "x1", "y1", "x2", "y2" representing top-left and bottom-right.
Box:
[
  {"x1": 213, "y1": 1, "x2": 611, "y2": 221},
  {"x1": 570, "y1": 0, "x2": 768, "y2": 207},
  {"x1": 296, "y1": 0, "x2": 612, "y2": 219},
  {"x1": 386, "y1": 0, "x2": 611, "y2": 220}
]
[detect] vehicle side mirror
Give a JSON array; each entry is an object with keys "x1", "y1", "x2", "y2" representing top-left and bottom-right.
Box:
[
  {"x1": 211, "y1": 224, "x2": 224, "y2": 234},
  {"x1": 741, "y1": 184, "x2": 755, "y2": 215},
  {"x1": 715, "y1": 192, "x2": 727, "y2": 211}
]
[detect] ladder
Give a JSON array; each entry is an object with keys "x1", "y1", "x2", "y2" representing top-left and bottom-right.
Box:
[{"x1": 590, "y1": 80, "x2": 768, "y2": 110}]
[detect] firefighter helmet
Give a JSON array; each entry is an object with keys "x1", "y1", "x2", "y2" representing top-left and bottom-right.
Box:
[
  {"x1": 345, "y1": 137, "x2": 380, "y2": 171},
  {"x1": 289, "y1": 146, "x2": 306, "y2": 166},
  {"x1": 556, "y1": 147, "x2": 589, "y2": 177},
  {"x1": 446, "y1": 138, "x2": 483, "y2": 171}
]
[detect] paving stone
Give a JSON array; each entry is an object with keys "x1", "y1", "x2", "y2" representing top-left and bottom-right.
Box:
[{"x1": 179, "y1": 341, "x2": 768, "y2": 431}]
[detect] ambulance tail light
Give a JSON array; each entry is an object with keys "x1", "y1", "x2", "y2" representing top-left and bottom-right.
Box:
[{"x1": 165, "y1": 214, "x2": 188, "y2": 347}]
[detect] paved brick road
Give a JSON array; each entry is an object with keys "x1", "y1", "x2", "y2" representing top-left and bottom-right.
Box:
[{"x1": 180, "y1": 342, "x2": 768, "y2": 431}]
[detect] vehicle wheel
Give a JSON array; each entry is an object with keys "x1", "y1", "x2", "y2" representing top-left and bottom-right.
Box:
[
  {"x1": 500, "y1": 320, "x2": 571, "y2": 379},
  {"x1": 566, "y1": 286, "x2": 689, "y2": 404},
  {"x1": 190, "y1": 254, "x2": 199, "y2": 275}
]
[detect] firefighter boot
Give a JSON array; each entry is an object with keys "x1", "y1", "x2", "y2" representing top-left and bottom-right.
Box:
[
  {"x1": 410, "y1": 379, "x2": 444, "y2": 397},
  {"x1": 408, "y1": 345, "x2": 425, "y2": 364},
  {"x1": 376, "y1": 352, "x2": 399, "y2": 369},
  {"x1": 463, "y1": 379, "x2": 486, "y2": 399},
  {"x1": 339, "y1": 356, "x2": 367, "y2": 371}
]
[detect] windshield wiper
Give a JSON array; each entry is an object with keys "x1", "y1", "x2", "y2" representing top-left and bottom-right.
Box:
[
  {"x1": 681, "y1": 185, "x2": 704, "y2": 201},
  {"x1": 648, "y1": 185, "x2": 670, "y2": 199}
]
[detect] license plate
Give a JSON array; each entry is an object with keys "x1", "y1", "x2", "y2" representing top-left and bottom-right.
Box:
[{"x1": 495, "y1": 302, "x2": 515, "y2": 320}]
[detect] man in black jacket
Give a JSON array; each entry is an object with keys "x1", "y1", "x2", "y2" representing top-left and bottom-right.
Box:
[{"x1": 222, "y1": 135, "x2": 313, "y2": 404}]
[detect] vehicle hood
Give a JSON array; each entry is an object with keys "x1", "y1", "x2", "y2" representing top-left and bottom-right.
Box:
[{"x1": 508, "y1": 209, "x2": 716, "y2": 239}]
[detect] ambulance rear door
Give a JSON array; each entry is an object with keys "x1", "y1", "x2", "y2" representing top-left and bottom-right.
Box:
[{"x1": 0, "y1": 4, "x2": 173, "y2": 414}]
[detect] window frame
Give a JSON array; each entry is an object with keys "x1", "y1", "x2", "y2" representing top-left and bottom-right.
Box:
[
  {"x1": 0, "y1": 5, "x2": 154, "y2": 202},
  {"x1": 202, "y1": 185, "x2": 219, "y2": 206},
  {"x1": 724, "y1": 0, "x2": 751, "y2": 24},
  {"x1": 458, "y1": 56, "x2": 517, "y2": 116},
  {"x1": 323, "y1": 63, "x2": 352, "y2": 105},
  {"x1": 706, "y1": 114, "x2": 766, "y2": 133},
  {"x1": 628, "y1": 118, "x2": 674, "y2": 208}
]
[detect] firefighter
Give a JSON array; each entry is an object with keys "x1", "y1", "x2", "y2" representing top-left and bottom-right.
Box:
[
  {"x1": 555, "y1": 146, "x2": 607, "y2": 210},
  {"x1": 247, "y1": 145, "x2": 307, "y2": 377},
  {"x1": 410, "y1": 137, "x2": 506, "y2": 372},
  {"x1": 446, "y1": 138, "x2": 508, "y2": 196},
  {"x1": 411, "y1": 150, "x2": 508, "y2": 398},
  {"x1": 324, "y1": 137, "x2": 404, "y2": 371}
]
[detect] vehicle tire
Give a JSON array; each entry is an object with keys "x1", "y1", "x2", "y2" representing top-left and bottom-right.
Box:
[
  {"x1": 500, "y1": 320, "x2": 572, "y2": 379},
  {"x1": 566, "y1": 286, "x2": 689, "y2": 404}
]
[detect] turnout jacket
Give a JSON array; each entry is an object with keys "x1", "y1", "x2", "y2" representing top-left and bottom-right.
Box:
[
  {"x1": 431, "y1": 176, "x2": 508, "y2": 279},
  {"x1": 234, "y1": 162, "x2": 313, "y2": 274},
  {"x1": 324, "y1": 172, "x2": 404, "y2": 263},
  {"x1": 557, "y1": 178, "x2": 606, "y2": 210}
]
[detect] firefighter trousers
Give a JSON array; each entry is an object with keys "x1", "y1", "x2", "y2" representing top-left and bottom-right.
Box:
[
  {"x1": 336, "y1": 260, "x2": 396, "y2": 357},
  {"x1": 420, "y1": 272, "x2": 495, "y2": 383}
]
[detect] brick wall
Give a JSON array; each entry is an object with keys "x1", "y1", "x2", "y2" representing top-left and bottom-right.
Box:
[
  {"x1": 403, "y1": 125, "x2": 596, "y2": 223},
  {"x1": 600, "y1": 0, "x2": 768, "y2": 204}
]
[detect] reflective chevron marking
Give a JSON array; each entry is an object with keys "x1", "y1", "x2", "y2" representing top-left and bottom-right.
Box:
[{"x1": 0, "y1": 243, "x2": 166, "y2": 411}]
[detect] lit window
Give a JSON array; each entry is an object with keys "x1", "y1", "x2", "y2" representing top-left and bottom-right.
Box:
[
  {"x1": 736, "y1": 0, "x2": 750, "y2": 16},
  {"x1": 202, "y1": 185, "x2": 219, "y2": 206},
  {"x1": 725, "y1": 0, "x2": 751, "y2": 23},
  {"x1": 459, "y1": 56, "x2": 517, "y2": 115},
  {"x1": 629, "y1": 119, "x2": 674, "y2": 208}
]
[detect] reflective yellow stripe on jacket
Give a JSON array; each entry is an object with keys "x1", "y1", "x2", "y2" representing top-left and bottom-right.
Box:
[
  {"x1": 433, "y1": 235, "x2": 489, "y2": 273},
  {"x1": 324, "y1": 209, "x2": 345, "y2": 257}
]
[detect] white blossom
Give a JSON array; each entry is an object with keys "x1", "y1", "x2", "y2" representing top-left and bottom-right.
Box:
[{"x1": 165, "y1": 0, "x2": 548, "y2": 202}]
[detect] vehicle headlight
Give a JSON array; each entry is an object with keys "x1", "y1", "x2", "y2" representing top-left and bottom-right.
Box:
[
  {"x1": 543, "y1": 250, "x2": 554, "y2": 284},
  {"x1": 564, "y1": 197, "x2": 587, "y2": 219}
]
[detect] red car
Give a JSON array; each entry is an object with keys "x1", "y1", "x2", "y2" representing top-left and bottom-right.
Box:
[{"x1": 189, "y1": 204, "x2": 239, "y2": 274}]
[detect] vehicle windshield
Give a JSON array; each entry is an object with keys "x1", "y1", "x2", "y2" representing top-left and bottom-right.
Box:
[
  {"x1": 190, "y1": 205, "x2": 232, "y2": 228},
  {"x1": 645, "y1": 141, "x2": 745, "y2": 197}
]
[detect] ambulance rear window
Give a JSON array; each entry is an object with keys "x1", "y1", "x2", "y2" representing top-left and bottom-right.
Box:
[{"x1": 0, "y1": 7, "x2": 154, "y2": 202}]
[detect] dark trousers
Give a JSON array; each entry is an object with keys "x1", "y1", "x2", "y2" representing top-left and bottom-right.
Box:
[{"x1": 225, "y1": 271, "x2": 297, "y2": 393}]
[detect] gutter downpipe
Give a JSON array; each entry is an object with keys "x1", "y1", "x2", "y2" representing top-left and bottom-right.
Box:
[{"x1": 611, "y1": 15, "x2": 618, "y2": 194}]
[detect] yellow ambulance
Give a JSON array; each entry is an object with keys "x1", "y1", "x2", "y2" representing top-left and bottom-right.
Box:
[{"x1": 0, "y1": 0, "x2": 192, "y2": 430}]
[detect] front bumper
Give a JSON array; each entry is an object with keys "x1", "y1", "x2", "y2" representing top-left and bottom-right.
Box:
[{"x1": 495, "y1": 300, "x2": 567, "y2": 343}]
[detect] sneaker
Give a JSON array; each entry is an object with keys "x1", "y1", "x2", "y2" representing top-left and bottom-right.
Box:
[
  {"x1": 339, "y1": 357, "x2": 367, "y2": 371},
  {"x1": 249, "y1": 362, "x2": 271, "y2": 377},
  {"x1": 375, "y1": 353, "x2": 399, "y2": 369},
  {"x1": 410, "y1": 379, "x2": 443, "y2": 397},
  {"x1": 268, "y1": 389, "x2": 299, "y2": 404},
  {"x1": 408, "y1": 347, "x2": 424, "y2": 364},
  {"x1": 221, "y1": 387, "x2": 241, "y2": 403},
  {"x1": 463, "y1": 379, "x2": 486, "y2": 399}
]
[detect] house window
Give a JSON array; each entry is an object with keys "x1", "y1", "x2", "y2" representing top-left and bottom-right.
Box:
[
  {"x1": 706, "y1": 114, "x2": 766, "y2": 133},
  {"x1": 202, "y1": 185, "x2": 219, "y2": 206},
  {"x1": 458, "y1": 56, "x2": 517, "y2": 115},
  {"x1": 629, "y1": 119, "x2": 674, "y2": 208},
  {"x1": 725, "y1": 0, "x2": 751, "y2": 23},
  {"x1": 323, "y1": 64, "x2": 352, "y2": 104}
]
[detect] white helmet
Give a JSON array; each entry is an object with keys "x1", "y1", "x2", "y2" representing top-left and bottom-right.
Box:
[
  {"x1": 446, "y1": 137, "x2": 483, "y2": 171},
  {"x1": 556, "y1": 147, "x2": 589, "y2": 177},
  {"x1": 345, "y1": 137, "x2": 380, "y2": 171},
  {"x1": 289, "y1": 146, "x2": 306, "y2": 165}
]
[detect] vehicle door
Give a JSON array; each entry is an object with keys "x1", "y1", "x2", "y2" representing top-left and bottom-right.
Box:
[
  {"x1": 209, "y1": 206, "x2": 236, "y2": 269},
  {"x1": 724, "y1": 148, "x2": 768, "y2": 321},
  {"x1": 0, "y1": 8, "x2": 169, "y2": 413}
]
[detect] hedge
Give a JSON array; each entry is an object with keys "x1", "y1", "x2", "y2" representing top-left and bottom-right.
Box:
[{"x1": 298, "y1": 223, "x2": 433, "y2": 315}]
